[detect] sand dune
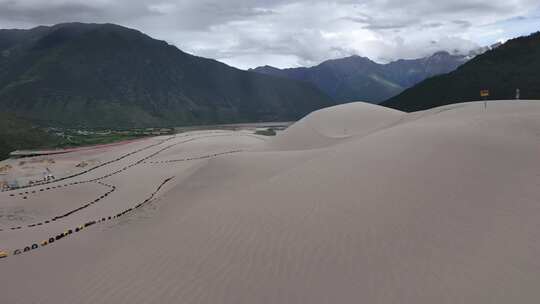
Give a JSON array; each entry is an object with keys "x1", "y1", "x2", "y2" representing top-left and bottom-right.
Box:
[
  {"x1": 267, "y1": 102, "x2": 403, "y2": 150},
  {"x1": 1, "y1": 100, "x2": 540, "y2": 303}
]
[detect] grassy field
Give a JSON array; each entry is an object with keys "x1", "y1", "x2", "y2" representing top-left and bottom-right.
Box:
[
  {"x1": 56, "y1": 133, "x2": 147, "y2": 148},
  {"x1": 254, "y1": 128, "x2": 277, "y2": 136},
  {"x1": 0, "y1": 124, "x2": 174, "y2": 161},
  {"x1": 0, "y1": 114, "x2": 61, "y2": 160},
  {"x1": 51, "y1": 128, "x2": 175, "y2": 149}
]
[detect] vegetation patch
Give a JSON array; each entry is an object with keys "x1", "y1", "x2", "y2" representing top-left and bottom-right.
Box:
[
  {"x1": 0, "y1": 114, "x2": 60, "y2": 161},
  {"x1": 0, "y1": 120, "x2": 175, "y2": 161},
  {"x1": 255, "y1": 128, "x2": 277, "y2": 136}
]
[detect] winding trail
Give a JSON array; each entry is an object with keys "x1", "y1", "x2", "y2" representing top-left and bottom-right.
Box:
[
  {"x1": 8, "y1": 177, "x2": 174, "y2": 258},
  {"x1": 4, "y1": 133, "x2": 264, "y2": 198},
  {"x1": 1, "y1": 131, "x2": 264, "y2": 258},
  {"x1": 1, "y1": 136, "x2": 176, "y2": 193},
  {"x1": 2, "y1": 182, "x2": 115, "y2": 232}
]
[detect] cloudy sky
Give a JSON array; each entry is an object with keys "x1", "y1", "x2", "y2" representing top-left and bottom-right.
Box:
[{"x1": 0, "y1": 0, "x2": 539, "y2": 69}]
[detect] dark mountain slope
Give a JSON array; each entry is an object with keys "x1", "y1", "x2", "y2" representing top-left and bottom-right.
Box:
[
  {"x1": 0, "y1": 113, "x2": 59, "y2": 160},
  {"x1": 382, "y1": 51, "x2": 467, "y2": 88},
  {"x1": 251, "y1": 52, "x2": 467, "y2": 103},
  {"x1": 382, "y1": 32, "x2": 540, "y2": 112},
  {"x1": 0, "y1": 23, "x2": 333, "y2": 127}
]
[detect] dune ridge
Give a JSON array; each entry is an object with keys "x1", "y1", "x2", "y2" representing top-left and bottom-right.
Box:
[
  {"x1": 266, "y1": 102, "x2": 404, "y2": 150},
  {"x1": 1, "y1": 100, "x2": 540, "y2": 303}
]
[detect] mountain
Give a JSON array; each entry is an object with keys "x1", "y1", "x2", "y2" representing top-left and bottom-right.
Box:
[
  {"x1": 0, "y1": 23, "x2": 334, "y2": 128},
  {"x1": 251, "y1": 52, "x2": 468, "y2": 103},
  {"x1": 382, "y1": 32, "x2": 540, "y2": 112},
  {"x1": 0, "y1": 114, "x2": 59, "y2": 160}
]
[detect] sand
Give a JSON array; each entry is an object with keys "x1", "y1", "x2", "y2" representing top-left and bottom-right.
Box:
[
  {"x1": 1, "y1": 100, "x2": 540, "y2": 303},
  {"x1": 266, "y1": 102, "x2": 404, "y2": 150}
]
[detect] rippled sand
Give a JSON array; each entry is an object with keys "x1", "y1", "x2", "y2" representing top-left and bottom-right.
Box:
[{"x1": 1, "y1": 100, "x2": 540, "y2": 303}]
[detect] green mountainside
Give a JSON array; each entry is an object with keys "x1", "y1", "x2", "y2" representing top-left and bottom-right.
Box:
[
  {"x1": 0, "y1": 23, "x2": 334, "y2": 128},
  {"x1": 0, "y1": 114, "x2": 60, "y2": 160},
  {"x1": 382, "y1": 32, "x2": 540, "y2": 112},
  {"x1": 252, "y1": 52, "x2": 467, "y2": 104}
]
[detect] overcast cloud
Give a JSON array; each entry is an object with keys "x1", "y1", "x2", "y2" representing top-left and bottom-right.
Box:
[{"x1": 0, "y1": 0, "x2": 538, "y2": 69}]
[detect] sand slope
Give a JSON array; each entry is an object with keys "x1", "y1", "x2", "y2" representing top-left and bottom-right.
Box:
[
  {"x1": 1, "y1": 101, "x2": 540, "y2": 303},
  {"x1": 266, "y1": 102, "x2": 404, "y2": 150}
]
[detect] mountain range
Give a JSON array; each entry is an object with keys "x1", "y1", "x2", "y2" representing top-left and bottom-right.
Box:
[
  {"x1": 382, "y1": 32, "x2": 540, "y2": 111},
  {"x1": 251, "y1": 51, "x2": 469, "y2": 103},
  {"x1": 0, "y1": 23, "x2": 333, "y2": 128},
  {"x1": 0, "y1": 22, "x2": 536, "y2": 158}
]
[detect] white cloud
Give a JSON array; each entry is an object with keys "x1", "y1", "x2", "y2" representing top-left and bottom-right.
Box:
[
  {"x1": 147, "y1": 3, "x2": 177, "y2": 15},
  {"x1": 0, "y1": 0, "x2": 538, "y2": 68}
]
